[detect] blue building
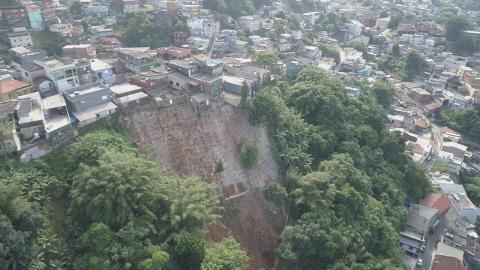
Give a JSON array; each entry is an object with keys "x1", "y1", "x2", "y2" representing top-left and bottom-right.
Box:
[{"x1": 26, "y1": 4, "x2": 43, "y2": 29}]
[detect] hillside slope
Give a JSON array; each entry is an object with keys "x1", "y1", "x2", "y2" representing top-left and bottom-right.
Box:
[{"x1": 125, "y1": 104, "x2": 283, "y2": 269}]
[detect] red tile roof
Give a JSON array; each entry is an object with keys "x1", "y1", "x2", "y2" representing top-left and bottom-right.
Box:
[
  {"x1": 0, "y1": 80, "x2": 31, "y2": 94},
  {"x1": 432, "y1": 255, "x2": 468, "y2": 270},
  {"x1": 420, "y1": 193, "x2": 451, "y2": 216}
]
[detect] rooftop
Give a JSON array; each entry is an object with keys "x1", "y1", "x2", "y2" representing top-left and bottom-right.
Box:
[
  {"x1": 419, "y1": 193, "x2": 450, "y2": 215},
  {"x1": 110, "y1": 83, "x2": 142, "y2": 96},
  {"x1": 0, "y1": 79, "x2": 31, "y2": 94},
  {"x1": 73, "y1": 101, "x2": 117, "y2": 122}
]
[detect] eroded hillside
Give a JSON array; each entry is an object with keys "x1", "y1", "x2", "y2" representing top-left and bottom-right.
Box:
[{"x1": 124, "y1": 103, "x2": 283, "y2": 269}]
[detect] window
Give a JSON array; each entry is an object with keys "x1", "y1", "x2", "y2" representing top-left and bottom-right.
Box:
[
  {"x1": 102, "y1": 95, "x2": 107, "y2": 100},
  {"x1": 176, "y1": 82, "x2": 180, "y2": 87}
]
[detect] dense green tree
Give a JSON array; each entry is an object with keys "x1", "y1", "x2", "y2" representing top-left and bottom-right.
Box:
[
  {"x1": 403, "y1": 50, "x2": 427, "y2": 81},
  {"x1": 445, "y1": 15, "x2": 469, "y2": 42},
  {"x1": 139, "y1": 246, "x2": 169, "y2": 270},
  {"x1": 69, "y1": 1, "x2": 83, "y2": 16},
  {"x1": 68, "y1": 150, "x2": 162, "y2": 230},
  {"x1": 253, "y1": 51, "x2": 279, "y2": 69},
  {"x1": 369, "y1": 80, "x2": 395, "y2": 108},
  {"x1": 392, "y1": 44, "x2": 401, "y2": 57},
  {"x1": 263, "y1": 182, "x2": 288, "y2": 206},
  {"x1": 201, "y1": 237, "x2": 247, "y2": 270},
  {"x1": 452, "y1": 34, "x2": 476, "y2": 56},
  {"x1": 240, "y1": 81, "x2": 249, "y2": 108},
  {"x1": 122, "y1": 12, "x2": 171, "y2": 48},
  {"x1": 30, "y1": 29, "x2": 65, "y2": 56},
  {"x1": 173, "y1": 232, "x2": 206, "y2": 270}
]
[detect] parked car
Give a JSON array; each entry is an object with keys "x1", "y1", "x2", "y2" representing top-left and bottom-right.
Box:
[
  {"x1": 416, "y1": 258, "x2": 423, "y2": 267},
  {"x1": 420, "y1": 243, "x2": 426, "y2": 252}
]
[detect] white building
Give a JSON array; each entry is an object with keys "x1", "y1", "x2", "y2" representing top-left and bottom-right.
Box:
[
  {"x1": 187, "y1": 18, "x2": 216, "y2": 38},
  {"x1": 6, "y1": 28, "x2": 33, "y2": 48},
  {"x1": 34, "y1": 58, "x2": 79, "y2": 92},
  {"x1": 49, "y1": 23, "x2": 73, "y2": 37},
  {"x1": 85, "y1": 4, "x2": 109, "y2": 18},
  {"x1": 238, "y1": 16, "x2": 261, "y2": 32}
]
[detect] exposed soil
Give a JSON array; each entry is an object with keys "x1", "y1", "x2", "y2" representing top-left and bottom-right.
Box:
[{"x1": 124, "y1": 104, "x2": 284, "y2": 269}]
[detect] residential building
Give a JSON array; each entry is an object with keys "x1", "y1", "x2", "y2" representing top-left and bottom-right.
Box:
[
  {"x1": 123, "y1": 0, "x2": 139, "y2": 13},
  {"x1": 0, "y1": 79, "x2": 32, "y2": 102},
  {"x1": 444, "y1": 90, "x2": 473, "y2": 110},
  {"x1": 438, "y1": 153, "x2": 464, "y2": 175},
  {"x1": 302, "y1": 12, "x2": 320, "y2": 28},
  {"x1": 24, "y1": 4, "x2": 43, "y2": 29},
  {"x1": 432, "y1": 242, "x2": 468, "y2": 270},
  {"x1": 85, "y1": 4, "x2": 109, "y2": 18},
  {"x1": 420, "y1": 193, "x2": 451, "y2": 217},
  {"x1": 9, "y1": 47, "x2": 47, "y2": 65},
  {"x1": 48, "y1": 23, "x2": 73, "y2": 37},
  {"x1": 158, "y1": 46, "x2": 192, "y2": 60},
  {"x1": 0, "y1": 101, "x2": 19, "y2": 155},
  {"x1": 187, "y1": 17, "x2": 216, "y2": 38},
  {"x1": 400, "y1": 204, "x2": 439, "y2": 256},
  {"x1": 16, "y1": 92, "x2": 45, "y2": 142},
  {"x1": 117, "y1": 48, "x2": 159, "y2": 73},
  {"x1": 167, "y1": 60, "x2": 198, "y2": 77},
  {"x1": 34, "y1": 58, "x2": 79, "y2": 92},
  {"x1": 64, "y1": 83, "x2": 117, "y2": 127},
  {"x1": 0, "y1": 6, "x2": 30, "y2": 28},
  {"x1": 5, "y1": 29, "x2": 33, "y2": 48},
  {"x1": 222, "y1": 75, "x2": 254, "y2": 96},
  {"x1": 90, "y1": 59, "x2": 116, "y2": 85},
  {"x1": 238, "y1": 16, "x2": 261, "y2": 32},
  {"x1": 62, "y1": 44, "x2": 96, "y2": 59}
]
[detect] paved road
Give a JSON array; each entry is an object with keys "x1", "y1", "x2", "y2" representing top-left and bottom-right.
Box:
[{"x1": 419, "y1": 209, "x2": 454, "y2": 270}]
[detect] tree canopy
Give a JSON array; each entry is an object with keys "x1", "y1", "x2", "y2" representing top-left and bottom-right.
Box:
[
  {"x1": 0, "y1": 128, "x2": 244, "y2": 269},
  {"x1": 248, "y1": 66, "x2": 431, "y2": 269}
]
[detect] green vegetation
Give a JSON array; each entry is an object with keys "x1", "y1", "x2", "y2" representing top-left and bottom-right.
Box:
[
  {"x1": 438, "y1": 105, "x2": 480, "y2": 141},
  {"x1": 203, "y1": 0, "x2": 255, "y2": 18},
  {"x1": 378, "y1": 50, "x2": 427, "y2": 81},
  {"x1": 460, "y1": 175, "x2": 480, "y2": 206},
  {"x1": 69, "y1": 1, "x2": 83, "y2": 16},
  {"x1": 314, "y1": 12, "x2": 348, "y2": 35},
  {"x1": 248, "y1": 66, "x2": 431, "y2": 269},
  {"x1": 31, "y1": 29, "x2": 65, "y2": 56},
  {"x1": 240, "y1": 81, "x2": 249, "y2": 108},
  {"x1": 432, "y1": 162, "x2": 450, "y2": 174},
  {"x1": 319, "y1": 44, "x2": 341, "y2": 64},
  {"x1": 0, "y1": 129, "x2": 246, "y2": 269},
  {"x1": 201, "y1": 237, "x2": 248, "y2": 270},
  {"x1": 253, "y1": 51, "x2": 279, "y2": 69},
  {"x1": 122, "y1": 12, "x2": 189, "y2": 48},
  {"x1": 237, "y1": 137, "x2": 259, "y2": 169},
  {"x1": 443, "y1": 15, "x2": 478, "y2": 56}
]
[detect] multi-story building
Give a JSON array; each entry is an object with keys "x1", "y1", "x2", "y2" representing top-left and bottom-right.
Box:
[
  {"x1": 34, "y1": 58, "x2": 80, "y2": 92},
  {"x1": 118, "y1": 48, "x2": 159, "y2": 73},
  {"x1": 24, "y1": 4, "x2": 43, "y2": 29},
  {"x1": 123, "y1": 0, "x2": 139, "y2": 14},
  {"x1": 0, "y1": 6, "x2": 30, "y2": 28},
  {"x1": 49, "y1": 23, "x2": 73, "y2": 37},
  {"x1": 187, "y1": 17, "x2": 216, "y2": 38},
  {"x1": 85, "y1": 4, "x2": 109, "y2": 18},
  {"x1": 5, "y1": 29, "x2": 33, "y2": 48},
  {"x1": 63, "y1": 83, "x2": 117, "y2": 128},
  {"x1": 238, "y1": 16, "x2": 261, "y2": 32},
  {"x1": 0, "y1": 79, "x2": 32, "y2": 102},
  {"x1": 62, "y1": 44, "x2": 96, "y2": 59}
]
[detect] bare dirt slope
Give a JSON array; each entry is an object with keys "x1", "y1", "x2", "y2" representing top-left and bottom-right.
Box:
[{"x1": 124, "y1": 103, "x2": 283, "y2": 269}]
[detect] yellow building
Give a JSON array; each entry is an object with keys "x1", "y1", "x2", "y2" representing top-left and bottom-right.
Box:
[{"x1": 0, "y1": 79, "x2": 32, "y2": 102}]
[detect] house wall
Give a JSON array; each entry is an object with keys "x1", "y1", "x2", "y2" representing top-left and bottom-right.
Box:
[
  {"x1": 0, "y1": 86, "x2": 33, "y2": 102},
  {"x1": 66, "y1": 88, "x2": 112, "y2": 112}
]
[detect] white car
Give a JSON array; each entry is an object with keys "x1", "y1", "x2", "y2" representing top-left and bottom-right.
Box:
[{"x1": 416, "y1": 258, "x2": 423, "y2": 267}]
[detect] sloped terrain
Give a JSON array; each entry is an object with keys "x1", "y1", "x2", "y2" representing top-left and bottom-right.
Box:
[{"x1": 124, "y1": 103, "x2": 283, "y2": 269}]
